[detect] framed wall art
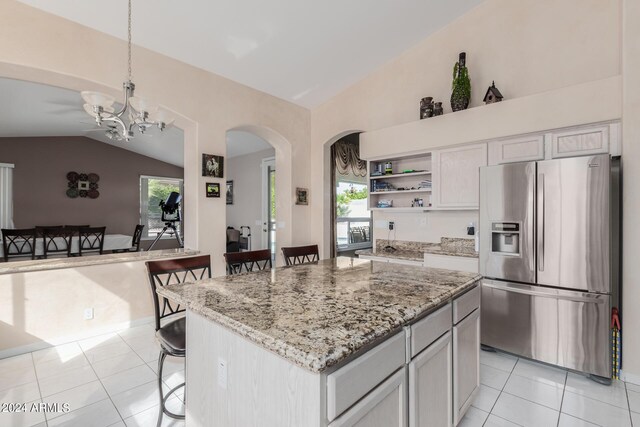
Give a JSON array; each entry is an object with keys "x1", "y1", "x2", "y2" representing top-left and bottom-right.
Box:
[
  {"x1": 206, "y1": 182, "x2": 220, "y2": 198},
  {"x1": 295, "y1": 187, "x2": 308, "y2": 205},
  {"x1": 226, "y1": 180, "x2": 234, "y2": 205},
  {"x1": 202, "y1": 154, "x2": 224, "y2": 178}
]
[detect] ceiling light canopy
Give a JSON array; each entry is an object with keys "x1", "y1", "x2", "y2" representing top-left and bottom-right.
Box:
[{"x1": 81, "y1": 0, "x2": 173, "y2": 141}]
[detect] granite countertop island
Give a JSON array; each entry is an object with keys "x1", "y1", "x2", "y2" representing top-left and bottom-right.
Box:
[{"x1": 157, "y1": 257, "x2": 481, "y2": 373}]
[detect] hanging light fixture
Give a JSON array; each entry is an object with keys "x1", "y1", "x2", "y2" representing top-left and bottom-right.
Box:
[{"x1": 80, "y1": 0, "x2": 173, "y2": 141}]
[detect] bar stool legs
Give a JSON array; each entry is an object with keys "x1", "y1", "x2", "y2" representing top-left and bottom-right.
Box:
[{"x1": 156, "y1": 349, "x2": 186, "y2": 427}]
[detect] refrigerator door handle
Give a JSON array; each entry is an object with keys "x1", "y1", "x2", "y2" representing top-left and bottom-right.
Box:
[
  {"x1": 538, "y1": 173, "x2": 544, "y2": 272},
  {"x1": 482, "y1": 281, "x2": 607, "y2": 304}
]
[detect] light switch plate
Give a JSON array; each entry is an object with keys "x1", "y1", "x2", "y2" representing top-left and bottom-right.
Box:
[{"x1": 83, "y1": 308, "x2": 94, "y2": 320}]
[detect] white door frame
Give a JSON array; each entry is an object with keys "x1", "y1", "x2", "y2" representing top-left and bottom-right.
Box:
[{"x1": 261, "y1": 157, "x2": 276, "y2": 251}]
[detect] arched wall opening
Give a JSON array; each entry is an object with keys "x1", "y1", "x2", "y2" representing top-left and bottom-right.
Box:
[
  {"x1": 226, "y1": 125, "x2": 294, "y2": 266},
  {"x1": 0, "y1": 63, "x2": 199, "y2": 248},
  {"x1": 321, "y1": 129, "x2": 366, "y2": 258}
]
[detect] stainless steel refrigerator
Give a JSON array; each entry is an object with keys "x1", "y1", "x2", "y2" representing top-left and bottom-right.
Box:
[{"x1": 479, "y1": 154, "x2": 620, "y2": 379}]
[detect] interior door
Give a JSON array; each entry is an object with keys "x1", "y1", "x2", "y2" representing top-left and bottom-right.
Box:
[{"x1": 537, "y1": 155, "x2": 610, "y2": 293}]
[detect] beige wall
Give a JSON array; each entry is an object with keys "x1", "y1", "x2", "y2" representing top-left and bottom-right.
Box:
[
  {"x1": 226, "y1": 148, "x2": 275, "y2": 250},
  {"x1": 622, "y1": 0, "x2": 640, "y2": 380},
  {"x1": 0, "y1": 260, "x2": 155, "y2": 355},
  {"x1": 0, "y1": 136, "x2": 183, "y2": 235},
  {"x1": 0, "y1": 0, "x2": 311, "y2": 276}
]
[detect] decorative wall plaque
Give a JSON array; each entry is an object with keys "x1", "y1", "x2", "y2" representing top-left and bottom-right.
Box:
[{"x1": 67, "y1": 171, "x2": 100, "y2": 198}]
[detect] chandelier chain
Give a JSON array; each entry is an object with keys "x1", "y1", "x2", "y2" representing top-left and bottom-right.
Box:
[{"x1": 127, "y1": 0, "x2": 132, "y2": 81}]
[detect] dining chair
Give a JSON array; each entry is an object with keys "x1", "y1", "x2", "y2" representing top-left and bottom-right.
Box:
[
  {"x1": 113, "y1": 224, "x2": 145, "y2": 253},
  {"x1": 224, "y1": 249, "x2": 272, "y2": 274},
  {"x1": 146, "y1": 255, "x2": 211, "y2": 427},
  {"x1": 281, "y1": 244, "x2": 319, "y2": 266},
  {"x1": 41, "y1": 227, "x2": 73, "y2": 259},
  {"x1": 35, "y1": 225, "x2": 64, "y2": 237},
  {"x1": 77, "y1": 226, "x2": 106, "y2": 256},
  {"x1": 1, "y1": 228, "x2": 37, "y2": 262}
]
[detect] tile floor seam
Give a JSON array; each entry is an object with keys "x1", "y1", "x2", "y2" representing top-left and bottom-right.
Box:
[
  {"x1": 28, "y1": 351, "x2": 47, "y2": 427},
  {"x1": 561, "y1": 388, "x2": 632, "y2": 426},
  {"x1": 627, "y1": 383, "x2": 635, "y2": 427},
  {"x1": 556, "y1": 370, "x2": 568, "y2": 427},
  {"x1": 482, "y1": 353, "x2": 517, "y2": 427},
  {"x1": 498, "y1": 389, "x2": 563, "y2": 413},
  {"x1": 80, "y1": 341, "x2": 127, "y2": 426}
]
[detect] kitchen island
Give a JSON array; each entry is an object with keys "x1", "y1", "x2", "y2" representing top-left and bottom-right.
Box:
[{"x1": 157, "y1": 257, "x2": 482, "y2": 427}]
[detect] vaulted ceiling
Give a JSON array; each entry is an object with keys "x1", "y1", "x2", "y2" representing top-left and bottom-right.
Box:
[{"x1": 16, "y1": 0, "x2": 484, "y2": 108}]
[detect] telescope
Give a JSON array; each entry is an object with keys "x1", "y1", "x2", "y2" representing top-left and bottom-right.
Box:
[
  {"x1": 148, "y1": 192, "x2": 183, "y2": 250},
  {"x1": 159, "y1": 191, "x2": 182, "y2": 222}
]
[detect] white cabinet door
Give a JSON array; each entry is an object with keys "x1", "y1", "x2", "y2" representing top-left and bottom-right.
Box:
[
  {"x1": 550, "y1": 124, "x2": 610, "y2": 158},
  {"x1": 433, "y1": 143, "x2": 487, "y2": 209},
  {"x1": 409, "y1": 332, "x2": 452, "y2": 427},
  {"x1": 488, "y1": 135, "x2": 545, "y2": 165},
  {"x1": 329, "y1": 368, "x2": 407, "y2": 427},
  {"x1": 453, "y1": 309, "x2": 480, "y2": 425}
]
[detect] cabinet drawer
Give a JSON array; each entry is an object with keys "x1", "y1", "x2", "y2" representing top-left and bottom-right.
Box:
[
  {"x1": 453, "y1": 285, "x2": 480, "y2": 325},
  {"x1": 327, "y1": 331, "x2": 406, "y2": 422},
  {"x1": 551, "y1": 125, "x2": 609, "y2": 158},
  {"x1": 410, "y1": 303, "x2": 451, "y2": 358}
]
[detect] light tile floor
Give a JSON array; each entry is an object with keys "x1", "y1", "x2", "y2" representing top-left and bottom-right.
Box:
[
  {"x1": 459, "y1": 350, "x2": 639, "y2": 427},
  {"x1": 0, "y1": 319, "x2": 184, "y2": 427},
  {"x1": 1, "y1": 321, "x2": 638, "y2": 427}
]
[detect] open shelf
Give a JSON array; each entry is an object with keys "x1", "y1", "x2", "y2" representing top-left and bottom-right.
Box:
[
  {"x1": 370, "y1": 171, "x2": 432, "y2": 180},
  {"x1": 369, "y1": 206, "x2": 478, "y2": 212},
  {"x1": 370, "y1": 189, "x2": 431, "y2": 195}
]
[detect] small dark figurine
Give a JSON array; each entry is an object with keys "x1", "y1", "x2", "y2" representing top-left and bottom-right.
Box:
[
  {"x1": 483, "y1": 81, "x2": 504, "y2": 104},
  {"x1": 420, "y1": 97, "x2": 434, "y2": 119},
  {"x1": 433, "y1": 102, "x2": 443, "y2": 116}
]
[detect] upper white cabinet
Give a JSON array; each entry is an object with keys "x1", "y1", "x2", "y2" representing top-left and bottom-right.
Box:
[
  {"x1": 432, "y1": 143, "x2": 487, "y2": 209},
  {"x1": 550, "y1": 124, "x2": 610, "y2": 158},
  {"x1": 488, "y1": 134, "x2": 545, "y2": 165}
]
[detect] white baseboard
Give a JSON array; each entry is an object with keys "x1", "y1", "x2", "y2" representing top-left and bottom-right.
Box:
[
  {"x1": 0, "y1": 316, "x2": 155, "y2": 360},
  {"x1": 620, "y1": 369, "x2": 640, "y2": 386}
]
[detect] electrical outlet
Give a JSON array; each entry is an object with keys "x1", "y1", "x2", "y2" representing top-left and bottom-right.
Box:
[
  {"x1": 388, "y1": 221, "x2": 395, "y2": 231},
  {"x1": 83, "y1": 308, "x2": 94, "y2": 320},
  {"x1": 217, "y1": 357, "x2": 227, "y2": 389}
]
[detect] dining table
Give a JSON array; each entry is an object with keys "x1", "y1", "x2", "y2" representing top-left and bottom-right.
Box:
[{"x1": 0, "y1": 234, "x2": 133, "y2": 258}]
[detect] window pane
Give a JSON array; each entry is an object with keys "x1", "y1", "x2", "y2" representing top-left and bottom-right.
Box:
[{"x1": 141, "y1": 177, "x2": 183, "y2": 239}]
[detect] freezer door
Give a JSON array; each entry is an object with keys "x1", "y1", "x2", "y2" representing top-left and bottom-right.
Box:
[
  {"x1": 479, "y1": 162, "x2": 535, "y2": 283},
  {"x1": 481, "y1": 279, "x2": 610, "y2": 378},
  {"x1": 537, "y1": 155, "x2": 610, "y2": 293}
]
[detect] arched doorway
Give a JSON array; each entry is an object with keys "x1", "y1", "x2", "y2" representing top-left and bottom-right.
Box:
[
  {"x1": 225, "y1": 130, "x2": 276, "y2": 256},
  {"x1": 326, "y1": 132, "x2": 371, "y2": 257},
  {"x1": 225, "y1": 125, "x2": 293, "y2": 265}
]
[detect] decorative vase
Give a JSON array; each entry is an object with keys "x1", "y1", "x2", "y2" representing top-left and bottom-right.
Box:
[
  {"x1": 433, "y1": 102, "x2": 443, "y2": 116},
  {"x1": 451, "y1": 52, "x2": 471, "y2": 112},
  {"x1": 420, "y1": 97, "x2": 434, "y2": 119}
]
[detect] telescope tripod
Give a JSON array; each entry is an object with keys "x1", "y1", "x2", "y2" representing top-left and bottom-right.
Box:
[{"x1": 148, "y1": 221, "x2": 183, "y2": 251}]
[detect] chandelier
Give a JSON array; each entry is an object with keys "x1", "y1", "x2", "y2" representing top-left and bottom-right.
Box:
[{"x1": 81, "y1": 0, "x2": 173, "y2": 141}]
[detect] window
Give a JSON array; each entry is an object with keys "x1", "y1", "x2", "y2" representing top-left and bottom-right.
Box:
[{"x1": 140, "y1": 176, "x2": 184, "y2": 239}]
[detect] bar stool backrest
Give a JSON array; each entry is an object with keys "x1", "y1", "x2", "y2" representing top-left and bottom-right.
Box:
[
  {"x1": 281, "y1": 244, "x2": 319, "y2": 266},
  {"x1": 146, "y1": 255, "x2": 212, "y2": 331},
  {"x1": 224, "y1": 249, "x2": 272, "y2": 275}
]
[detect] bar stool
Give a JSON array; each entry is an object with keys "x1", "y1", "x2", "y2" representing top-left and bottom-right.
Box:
[
  {"x1": 281, "y1": 244, "x2": 319, "y2": 266},
  {"x1": 146, "y1": 255, "x2": 211, "y2": 427},
  {"x1": 224, "y1": 249, "x2": 272, "y2": 274}
]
